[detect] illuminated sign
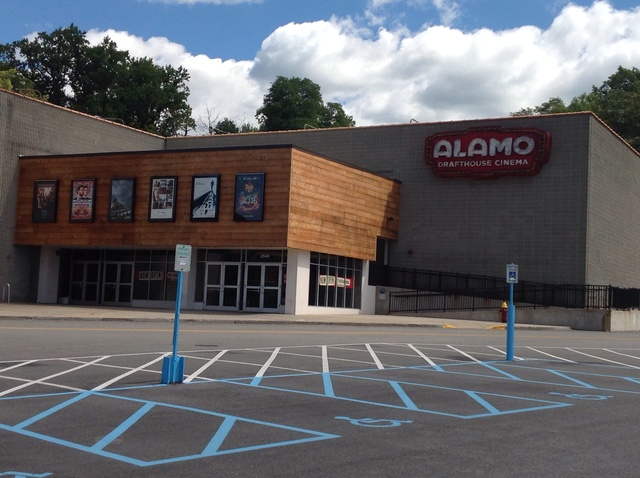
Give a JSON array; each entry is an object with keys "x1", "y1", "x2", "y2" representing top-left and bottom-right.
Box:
[{"x1": 425, "y1": 127, "x2": 551, "y2": 178}]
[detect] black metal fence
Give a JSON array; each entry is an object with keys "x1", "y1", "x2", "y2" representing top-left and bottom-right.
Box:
[{"x1": 369, "y1": 265, "x2": 640, "y2": 313}]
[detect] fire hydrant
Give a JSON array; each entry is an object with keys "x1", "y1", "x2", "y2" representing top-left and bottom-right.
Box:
[{"x1": 500, "y1": 301, "x2": 508, "y2": 323}]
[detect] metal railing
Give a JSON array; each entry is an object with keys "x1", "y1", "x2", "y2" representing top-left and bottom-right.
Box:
[{"x1": 370, "y1": 265, "x2": 637, "y2": 313}]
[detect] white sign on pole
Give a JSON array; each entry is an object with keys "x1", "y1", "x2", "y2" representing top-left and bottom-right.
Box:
[
  {"x1": 174, "y1": 244, "x2": 192, "y2": 272},
  {"x1": 506, "y1": 263, "x2": 518, "y2": 284}
]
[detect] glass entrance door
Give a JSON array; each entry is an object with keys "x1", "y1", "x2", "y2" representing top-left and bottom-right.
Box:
[
  {"x1": 244, "y1": 263, "x2": 282, "y2": 312},
  {"x1": 70, "y1": 261, "x2": 100, "y2": 304},
  {"x1": 102, "y1": 262, "x2": 133, "y2": 305},
  {"x1": 204, "y1": 262, "x2": 241, "y2": 310}
]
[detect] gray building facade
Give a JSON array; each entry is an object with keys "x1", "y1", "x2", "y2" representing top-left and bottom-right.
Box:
[
  {"x1": 167, "y1": 113, "x2": 640, "y2": 289},
  {"x1": 1, "y1": 90, "x2": 164, "y2": 302},
  {"x1": 3, "y1": 88, "x2": 640, "y2": 310}
]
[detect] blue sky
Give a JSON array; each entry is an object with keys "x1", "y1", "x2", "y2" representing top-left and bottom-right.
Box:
[{"x1": 2, "y1": 1, "x2": 640, "y2": 131}]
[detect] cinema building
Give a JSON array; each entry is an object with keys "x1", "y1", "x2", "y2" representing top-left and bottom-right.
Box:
[{"x1": 3, "y1": 88, "x2": 640, "y2": 327}]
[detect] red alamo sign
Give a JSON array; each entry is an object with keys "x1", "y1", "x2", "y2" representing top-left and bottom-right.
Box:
[{"x1": 425, "y1": 127, "x2": 551, "y2": 178}]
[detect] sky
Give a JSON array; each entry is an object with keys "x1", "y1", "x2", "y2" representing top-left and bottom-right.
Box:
[{"x1": 2, "y1": 0, "x2": 640, "y2": 131}]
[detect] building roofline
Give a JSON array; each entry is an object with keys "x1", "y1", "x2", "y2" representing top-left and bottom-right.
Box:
[{"x1": 0, "y1": 87, "x2": 164, "y2": 139}]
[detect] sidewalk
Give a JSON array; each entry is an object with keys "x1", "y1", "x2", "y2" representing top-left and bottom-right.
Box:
[{"x1": 0, "y1": 303, "x2": 568, "y2": 330}]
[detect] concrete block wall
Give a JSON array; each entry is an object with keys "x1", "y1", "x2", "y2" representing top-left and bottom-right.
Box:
[
  {"x1": 585, "y1": 117, "x2": 640, "y2": 287},
  {"x1": 167, "y1": 114, "x2": 593, "y2": 286},
  {"x1": 0, "y1": 90, "x2": 164, "y2": 302}
]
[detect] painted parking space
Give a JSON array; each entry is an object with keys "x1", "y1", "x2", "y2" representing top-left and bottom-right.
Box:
[{"x1": 2, "y1": 343, "x2": 640, "y2": 472}]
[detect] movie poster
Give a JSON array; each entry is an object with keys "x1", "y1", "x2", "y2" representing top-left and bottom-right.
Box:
[
  {"x1": 32, "y1": 180, "x2": 58, "y2": 223},
  {"x1": 69, "y1": 178, "x2": 96, "y2": 222},
  {"x1": 234, "y1": 173, "x2": 264, "y2": 222},
  {"x1": 109, "y1": 178, "x2": 136, "y2": 222},
  {"x1": 149, "y1": 176, "x2": 177, "y2": 221},
  {"x1": 191, "y1": 175, "x2": 220, "y2": 221}
]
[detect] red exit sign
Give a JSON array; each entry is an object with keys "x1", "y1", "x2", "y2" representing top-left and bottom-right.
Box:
[{"x1": 425, "y1": 127, "x2": 552, "y2": 178}]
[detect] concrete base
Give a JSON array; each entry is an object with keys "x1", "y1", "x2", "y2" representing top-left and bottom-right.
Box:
[
  {"x1": 606, "y1": 310, "x2": 640, "y2": 332},
  {"x1": 161, "y1": 355, "x2": 185, "y2": 384}
]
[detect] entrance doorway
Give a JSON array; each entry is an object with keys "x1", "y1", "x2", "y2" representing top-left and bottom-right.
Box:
[
  {"x1": 70, "y1": 261, "x2": 100, "y2": 304},
  {"x1": 204, "y1": 262, "x2": 241, "y2": 310},
  {"x1": 244, "y1": 263, "x2": 283, "y2": 312},
  {"x1": 102, "y1": 262, "x2": 134, "y2": 305}
]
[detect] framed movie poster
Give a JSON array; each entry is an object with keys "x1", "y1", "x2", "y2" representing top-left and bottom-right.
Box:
[
  {"x1": 69, "y1": 178, "x2": 96, "y2": 222},
  {"x1": 109, "y1": 178, "x2": 136, "y2": 222},
  {"x1": 234, "y1": 173, "x2": 264, "y2": 222},
  {"x1": 191, "y1": 175, "x2": 220, "y2": 221},
  {"x1": 32, "y1": 179, "x2": 58, "y2": 223},
  {"x1": 149, "y1": 176, "x2": 177, "y2": 221}
]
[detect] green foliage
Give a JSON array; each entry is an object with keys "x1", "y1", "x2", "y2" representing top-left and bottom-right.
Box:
[
  {"x1": 239, "y1": 122, "x2": 259, "y2": 133},
  {"x1": 512, "y1": 97, "x2": 571, "y2": 116},
  {"x1": 0, "y1": 67, "x2": 39, "y2": 97},
  {"x1": 319, "y1": 101, "x2": 355, "y2": 128},
  {"x1": 215, "y1": 117, "x2": 240, "y2": 134},
  {"x1": 512, "y1": 66, "x2": 640, "y2": 150},
  {"x1": 0, "y1": 24, "x2": 195, "y2": 136},
  {"x1": 588, "y1": 66, "x2": 640, "y2": 149},
  {"x1": 256, "y1": 76, "x2": 355, "y2": 131}
]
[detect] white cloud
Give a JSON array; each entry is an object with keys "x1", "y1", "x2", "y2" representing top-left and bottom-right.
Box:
[
  {"x1": 253, "y1": 0, "x2": 640, "y2": 124},
  {"x1": 86, "y1": 29, "x2": 262, "y2": 130},
  {"x1": 87, "y1": 1, "x2": 640, "y2": 130}
]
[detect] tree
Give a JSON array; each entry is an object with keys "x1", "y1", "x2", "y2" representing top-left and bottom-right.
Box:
[
  {"x1": 512, "y1": 66, "x2": 640, "y2": 150},
  {"x1": 511, "y1": 97, "x2": 570, "y2": 116},
  {"x1": 214, "y1": 117, "x2": 260, "y2": 134},
  {"x1": 588, "y1": 66, "x2": 640, "y2": 149},
  {"x1": 319, "y1": 101, "x2": 355, "y2": 128},
  {"x1": 256, "y1": 76, "x2": 355, "y2": 131},
  {"x1": 215, "y1": 117, "x2": 240, "y2": 134},
  {"x1": 0, "y1": 68, "x2": 39, "y2": 97},
  {"x1": 1, "y1": 24, "x2": 195, "y2": 136}
]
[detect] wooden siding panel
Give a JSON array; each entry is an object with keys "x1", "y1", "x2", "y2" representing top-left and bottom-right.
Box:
[
  {"x1": 15, "y1": 148, "x2": 293, "y2": 249},
  {"x1": 15, "y1": 146, "x2": 399, "y2": 261},
  {"x1": 288, "y1": 149, "x2": 400, "y2": 260}
]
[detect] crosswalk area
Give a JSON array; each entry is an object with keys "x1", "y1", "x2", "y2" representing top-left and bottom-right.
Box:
[{"x1": 1, "y1": 343, "x2": 640, "y2": 468}]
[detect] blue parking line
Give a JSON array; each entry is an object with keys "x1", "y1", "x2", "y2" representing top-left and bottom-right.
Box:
[
  {"x1": 546, "y1": 370, "x2": 597, "y2": 388},
  {"x1": 14, "y1": 391, "x2": 93, "y2": 429},
  {"x1": 464, "y1": 391, "x2": 500, "y2": 414},
  {"x1": 222, "y1": 372, "x2": 572, "y2": 419},
  {"x1": 203, "y1": 416, "x2": 236, "y2": 454},
  {"x1": 323, "y1": 373, "x2": 335, "y2": 397},
  {"x1": 91, "y1": 402, "x2": 155, "y2": 451},
  {"x1": 0, "y1": 388, "x2": 340, "y2": 467},
  {"x1": 477, "y1": 362, "x2": 524, "y2": 381},
  {"x1": 389, "y1": 381, "x2": 419, "y2": 410}
]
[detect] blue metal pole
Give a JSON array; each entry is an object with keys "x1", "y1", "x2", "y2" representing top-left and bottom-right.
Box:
[
  {"x1": 172, "y1": 271, "x2": 183, "y2": 361},
  {"x1": 506, "y1": 282, "x2": 515, "y2": 361},
  {"x1": 168, "y1": 270, "x2": 184, "y2": 382},
  {"x1": 161, "y1": 270, "x2": 185, "y2": 384}
]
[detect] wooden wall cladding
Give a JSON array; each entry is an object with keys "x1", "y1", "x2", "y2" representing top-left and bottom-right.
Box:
[
  {"x1": 15, "y1": 146, "x2": 400, "y2": 260},
  {"x1": 288, "y1": 149, "x2": 400, "y2": 260},
  {"x1": 15, "y1": 148, "x2": 292, "y2": 249}
]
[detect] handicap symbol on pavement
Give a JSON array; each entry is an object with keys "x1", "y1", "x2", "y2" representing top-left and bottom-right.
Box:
[
  {"x1": 549, "y1": 392, "x2": 613, "y2": 401},
  {"x1": 335, "y1": 416, "x2": 413, "y2": 428},
  {"x1": 0, "y1": 473, "x2": 52, "y2": 478}
]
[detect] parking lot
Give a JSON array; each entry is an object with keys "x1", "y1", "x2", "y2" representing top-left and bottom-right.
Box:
[{"x1": 1, "y1": 318, "x2": 639, "y2": 477}]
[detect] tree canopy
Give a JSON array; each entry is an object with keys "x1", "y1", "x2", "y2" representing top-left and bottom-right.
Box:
[
  {"x1": 256, "y1": 76, "x2": 355, "y2": 131},
  {"x1": 512, "y1": 66, "x2": 640, "y2": 151},
  {"x1": 0, "y1": 24, "x2": 195, "y2": 136}
]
